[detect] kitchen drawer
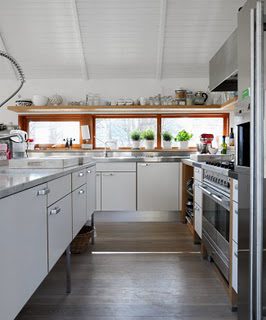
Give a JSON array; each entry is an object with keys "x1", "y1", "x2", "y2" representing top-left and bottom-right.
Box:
[
  {"x1": 194, "y1": 181, "x2": 203, "y2": 208},
  {"x1": 194, "y1": 167, "x2": 203, "y2": 182},
  {"x1": 232, "y1": 201, "x2": 238, "y2": 243},
  {"x1": 47, "y1": 174, "x2": 71, "y2": 206},
  {"x1": 232, "y1": 179, "x2": 238, "y2": 203},
  {"x1": 96, "y1": 162, "x2": 136, "y2": 172},
  {"x1": 232, "y1": 240, "x2": 238, "y2": 293},
  {"x1": 72, "y1": 168, "x2": 86, "y2": 190},
  {"x1": 48, "y1": 194, "x2": 72, "y2": 271},
  {"x1": 72, "y1": 184, "x2": 87, "y2": 238}
]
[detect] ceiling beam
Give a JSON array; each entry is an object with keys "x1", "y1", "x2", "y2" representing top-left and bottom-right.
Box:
[
  {"x1": 156, "y1": 0, "x2": 167, "y2": 80},
  {"x1": 71, "y1": 0, "x2": 88, "y2": 80},
  {"x1": 0, "y1": 32, "x2": 19, "y2": 80}
]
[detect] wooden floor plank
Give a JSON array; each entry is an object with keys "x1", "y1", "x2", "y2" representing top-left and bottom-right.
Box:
[{"x1": 16, "y1": 222, "x2": 237, "y2": 320}]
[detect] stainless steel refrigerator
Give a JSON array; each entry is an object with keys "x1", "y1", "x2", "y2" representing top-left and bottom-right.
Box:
[{"x1": 236, "y1": 0, "x2": 266, "y2": 319}]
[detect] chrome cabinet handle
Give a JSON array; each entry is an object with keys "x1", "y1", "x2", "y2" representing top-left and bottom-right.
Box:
[
  {"x1": 50, "y1": 207, "x2": 61, "y2": 215},
  {"x1": 140, "y1": 163, "x2": 149, "y2": 167},
  {"x1": 87, "y1": 170, "x2": 91, "y2": 173},
  {"x1": 78, "y1": 189, "x2": 85, "y2": 195},
  {"x1": 78, "y1": 172, "x2": 84, "y2": 177},
  {"x1": 37, "y1": 188, "x2": 50, "y2": 196},
  {"x1": 102, "y1": 173, "x2": 113, "y2": 176},
  {"x1": 199, "y1": 185, "x2": 211, "y2": 195}
]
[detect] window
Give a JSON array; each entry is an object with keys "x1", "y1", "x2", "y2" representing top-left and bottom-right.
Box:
[
  {"x1": 29, "y1": 121, "x2": 80, "y2": 145},
  {"x1": 161, "y1": 117, "x2": 225, "y2": 147},
  {"x1": 95, "y1": 117, "x2": 157, "y2": 148}
]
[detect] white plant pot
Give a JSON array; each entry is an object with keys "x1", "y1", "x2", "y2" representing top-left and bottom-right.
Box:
[
  {"x1": 179, "y1": 141, "x2": 189, "y2": 149},
  {"x1": 132, "y1": 140, "x2": 141, "y2": 149},
  {"x1": 144, "y1": 140, "x2": 154, "y2": 149},
  {"x1": 162, "y1": 141, "x2": 172, "y2": 149}
]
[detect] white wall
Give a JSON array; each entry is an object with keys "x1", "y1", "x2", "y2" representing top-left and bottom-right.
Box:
[{"x1": 0, "y1": 78, "x2": 209, "y2": 124}]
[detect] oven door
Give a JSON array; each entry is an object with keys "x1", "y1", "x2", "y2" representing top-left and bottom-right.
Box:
[{"x1": 200, "y1": 184, "x2": 230, "y2": 242}]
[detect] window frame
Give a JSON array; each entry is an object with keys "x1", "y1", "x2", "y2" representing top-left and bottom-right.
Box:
[{"x1": 19, "y1": 113, "x2": 229, "y2": 150}]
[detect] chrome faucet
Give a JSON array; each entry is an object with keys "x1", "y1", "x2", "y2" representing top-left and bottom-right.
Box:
[{"x1": 94, "y1": 137, "x2": 116, "y2": 157}]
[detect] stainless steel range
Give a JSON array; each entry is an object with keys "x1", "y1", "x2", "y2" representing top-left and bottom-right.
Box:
[{"x1": 200, "y1": 161, "x2": 234, "y2": 281}]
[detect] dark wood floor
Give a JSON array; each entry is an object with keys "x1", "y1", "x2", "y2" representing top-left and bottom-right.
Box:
[{"x1": 16, "y1": 222, "x2": 237, "y2": 320}]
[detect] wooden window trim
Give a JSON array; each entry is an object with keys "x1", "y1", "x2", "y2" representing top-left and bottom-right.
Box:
[{"x1": 19, "y1": 113, "x2": 229, "y2": 150}]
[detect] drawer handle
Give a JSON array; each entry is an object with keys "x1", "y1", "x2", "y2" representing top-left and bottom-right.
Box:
[
  {"x1": 37, "y1": 188, "x2": 50, "y2": 196},
  {"x1": 50, "y1": 207, "x2": 61, "y2": 215},
  {"x1": 103, "y1": 173, "x2": 113, "y2": 176},
  {"x1": 78, "y1": 172, "x2": 84, "y2": 177},
  {"x1": 87, "y1": 170, "x2": 91, "y2": 173},
  {"x1": 140, "y1": 163, "x2": 149, "y2": 167},
  {"x1": 78, "y1": 189, "x2": 85, "y2": 195}
]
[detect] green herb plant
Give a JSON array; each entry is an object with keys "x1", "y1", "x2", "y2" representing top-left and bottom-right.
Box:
[
  {"x1": 130, "y1": 130, "x2": 142, "y2": 141},
  {"x1": 142, "y1": 129, "x2": 155, "y2": 141},
  {"x1": 162, "y1": 131, "x2": 173, "y2": 142},
  {"x1": 175, "y1": 130, "x2": 193, "y2": 142}
]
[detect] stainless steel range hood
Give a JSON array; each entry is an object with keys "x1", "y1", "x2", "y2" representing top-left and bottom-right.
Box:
[{"x1": 209, "y1": 29, "x2": 238, "y2": 92}]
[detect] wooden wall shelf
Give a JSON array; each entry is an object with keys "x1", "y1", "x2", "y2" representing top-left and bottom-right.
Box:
[{"x1": 7, "y1": 103, "x2": 230, "y2": 114}]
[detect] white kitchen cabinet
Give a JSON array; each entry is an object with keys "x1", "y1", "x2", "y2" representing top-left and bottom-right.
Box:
[
  {"x1": 86, "y1": 165, "x2": 96, "y2": 219},
  {"x1": 96, "y1": 172, "x2": 102, "y2": 211},
  {"x1": 48, "y1": 193, "x2": 72, "y2": 271},
  {"x1": 194, "y1": 180, "x2": 203, "y2": 208},
  {"x1": 102, "y1": 171, "x2": 136, "y2": 211},
  {"x1": 137, "y1": 162, "x2": 180, "y2": 211},
  {"x1": 0, "y1": 184, "x2": 48, "y2": 320},
  {"x1": 47, "y1": 174, "x2": 71, "y2": 206},
  {"x1": 232, "y1": 201, "x2": 238, "y2": 243},
  {"x1": 194, "y1": 202, "x2": 202, "y2": 238},
  {"x1": 232, "y1": 240, "x2": 238, "y2": 293},
  {"x1": 72, "y1": 184, "x2": 87, "y2": 238}
]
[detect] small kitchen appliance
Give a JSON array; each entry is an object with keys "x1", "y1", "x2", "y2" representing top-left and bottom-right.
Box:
[{"x1": 197, "y1": 133, "x2": 214, "y2": 154}]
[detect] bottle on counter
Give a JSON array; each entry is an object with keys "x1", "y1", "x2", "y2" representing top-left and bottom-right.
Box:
[
  {"x1": 221, "y1": 135, "x2": 227, "y2": 154},
  {"x1": 229, "y1": 128, "x2": 235, "y2": 146}
]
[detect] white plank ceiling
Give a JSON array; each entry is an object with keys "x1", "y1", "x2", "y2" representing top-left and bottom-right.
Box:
[{"x1": 0, "y1": 0, "x2": 244, "y2": 79}]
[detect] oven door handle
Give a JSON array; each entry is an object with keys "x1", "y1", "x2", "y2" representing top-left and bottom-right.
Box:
[
  {"x1": 199, "y1": 185, "x2": 211, "y2": 195},
  {"x1": 211, "y1": 194, "x2": 223, "y2": 202}
]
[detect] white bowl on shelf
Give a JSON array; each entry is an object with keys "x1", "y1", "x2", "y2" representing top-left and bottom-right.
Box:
[{"x1": 32, "y1": 95, "x2": 48, "y2": 106}]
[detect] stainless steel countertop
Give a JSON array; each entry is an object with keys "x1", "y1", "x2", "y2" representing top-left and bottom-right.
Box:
[{"x1": 0, "y1": 161, "x2": 96, "y2": 200}]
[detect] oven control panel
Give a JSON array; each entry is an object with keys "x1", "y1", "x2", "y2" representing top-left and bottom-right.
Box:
[{"x1": 204, "y1": 170, "x2": 230, "y2": 190}]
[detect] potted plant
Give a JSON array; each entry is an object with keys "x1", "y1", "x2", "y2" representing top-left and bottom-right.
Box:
[
  {"x1": 175, "y1": 130, "x2": 193, "y2": 149},
  {"x1": 162, "y1": 131, "x2": 173, "y2": 149},
  {"x1": 142, "y1": 129, "x2": 155, "y2": 149},
  {"x1": 130, "y1": 130, "x2": 142, "y2": 149}
]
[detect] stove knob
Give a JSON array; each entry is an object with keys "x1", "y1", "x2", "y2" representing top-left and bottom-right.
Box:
[{"x1": 223, "y1": 180, "x2": 227, "y2": 186}]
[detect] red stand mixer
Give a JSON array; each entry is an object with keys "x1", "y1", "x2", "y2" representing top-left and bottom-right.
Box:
[{"x1": 197, "y1": 133, "x2": 214, "y2": 154}]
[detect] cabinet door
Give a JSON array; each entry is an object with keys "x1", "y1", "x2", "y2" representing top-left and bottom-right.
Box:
[
  {"x1": 232, "y1": 240, "x2": 238, "y2": 293},
  {"x1": 72, "y1": 184, "x2": 87, "y2": 238},
  {"x1": 194, "y1": 202, "x2": 202, "y2": 238},
  {"x1": 48, "y1": 194, "x2": 72, "y2": 271},
  {"x1": 232, "y1": 201, "x2": 238, "y2": 243},
  {"x1": 0, "y1": 184, "x2": 48, "y2": 320},
  {"x1": 86, "y1": 166, "x2": 96, "y2": 220},
  {"x1": 137, "y1": 163, "x2": 180, "y2": 211},
  {"x1": 96, "y1": 172, "x2": 102, "y2": 211},
  {"x1": 194, "y1": 182, "x2": 203, "y2": 208},
  {"x1": 102, "y1": 172, "x2": 136, "y2": 211}
]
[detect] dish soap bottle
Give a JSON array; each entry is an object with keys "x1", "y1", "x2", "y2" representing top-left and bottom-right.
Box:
[
  {"x1": 221, "y1": 136, "x2": 227, "y2": 154},
  {"x1": 229, "y1": 128, "x2": 235, "y2": 146}
]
